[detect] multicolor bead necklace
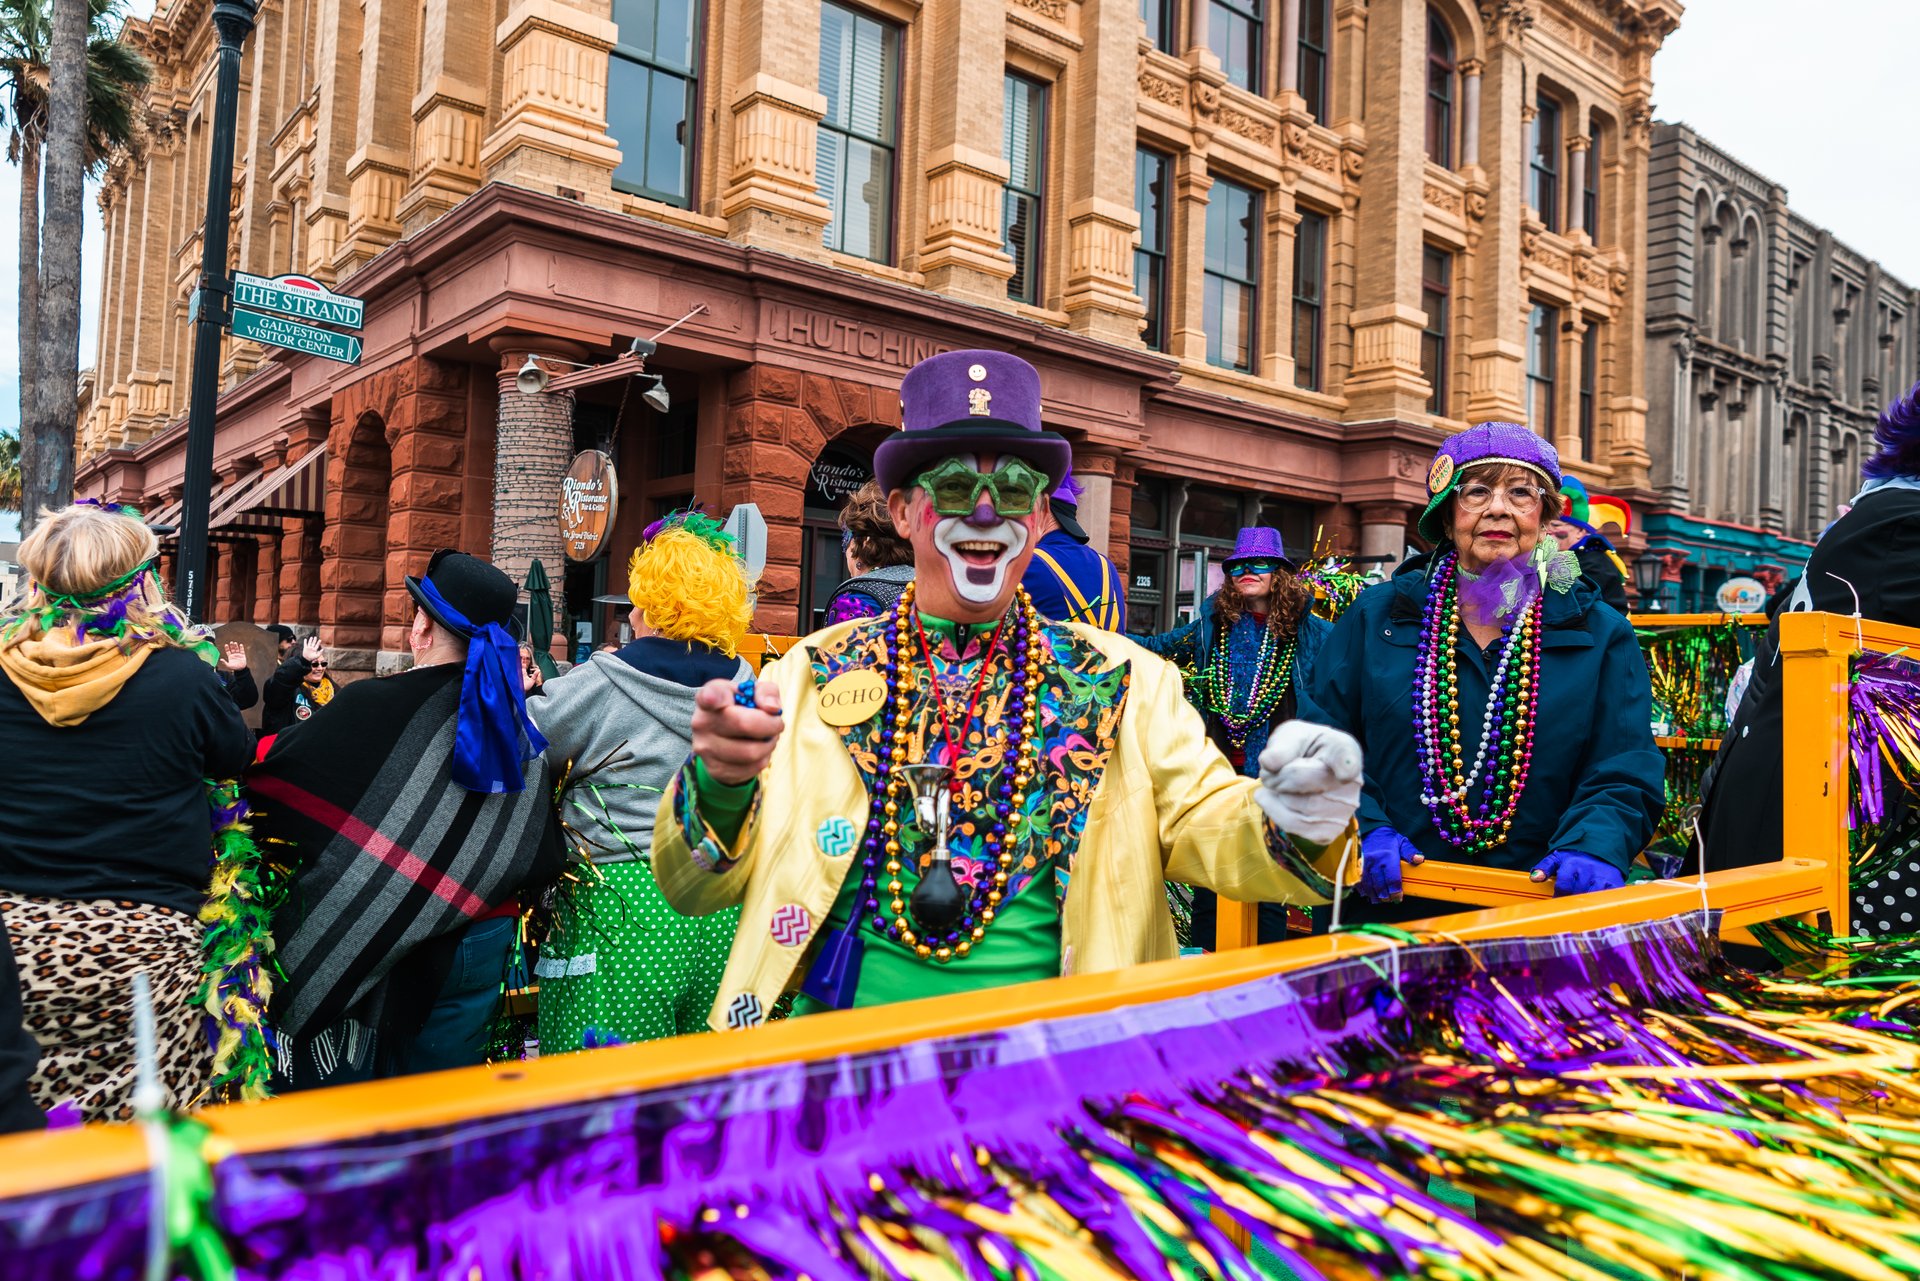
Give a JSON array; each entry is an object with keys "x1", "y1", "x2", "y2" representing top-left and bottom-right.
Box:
[
  {"x1": 850, "y1": 582, "x2": 1047, "y2": 963},
  {"x1": 1412, "y1": 549, "x2": 1543, "y2": 854},
  {"x1": 1200, "y1": 618, "x2": 1300, "y2": 751}
]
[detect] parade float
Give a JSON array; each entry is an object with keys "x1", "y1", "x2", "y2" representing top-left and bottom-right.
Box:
[{"x1": 4, "y1": 608, "x2": 1919, "y2": 1281}]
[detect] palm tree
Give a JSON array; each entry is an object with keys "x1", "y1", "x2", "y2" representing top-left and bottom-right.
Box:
[
  {"x1": 0, "y1": 0, "x2": 148, "y2": 532},
  {"x1": 0, "y1": 430, "x2": 20, "y2": 516}
]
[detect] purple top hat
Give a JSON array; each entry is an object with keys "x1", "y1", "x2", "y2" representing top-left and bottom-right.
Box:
[
  {"x1": 873, "y1": 349, "x2": 1072, "y2": 494},
  {"x1": 1225, "y1": 526, "x2": 1289, "y2": 568},
  {"x1": 1416, "y1": 422, "x2": 1563, "y2": 542}
]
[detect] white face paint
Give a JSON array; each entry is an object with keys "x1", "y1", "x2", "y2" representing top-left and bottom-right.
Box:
[{"x1": 932, "y1": 515, "x2": 1029, "y2": 604}]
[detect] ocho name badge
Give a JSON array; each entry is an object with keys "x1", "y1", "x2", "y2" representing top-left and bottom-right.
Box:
[{"x1": 818, "y1": 668, "x2": 887, "y2": 726}]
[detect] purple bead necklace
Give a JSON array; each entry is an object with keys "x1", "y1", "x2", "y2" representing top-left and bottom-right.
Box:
[
  {"x1": 851, "y1": 582, "x2": 1046, "y2": 963},
  {"x1": 1412, "y1": 549, "x2": 1543, "y2": 854}
]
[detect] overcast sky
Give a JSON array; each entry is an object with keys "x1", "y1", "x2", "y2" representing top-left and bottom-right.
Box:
[{"x1": 0, "y1": 0, "x2": 1912, "y2": 442}]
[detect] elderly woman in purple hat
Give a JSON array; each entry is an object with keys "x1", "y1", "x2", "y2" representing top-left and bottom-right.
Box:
[
  {"x1": 1309, "y1": 423, "x2": 1664, "y2": 918},
  {"x1": 1135, "y1": 526, "x2": 1332, "y2": 945}
]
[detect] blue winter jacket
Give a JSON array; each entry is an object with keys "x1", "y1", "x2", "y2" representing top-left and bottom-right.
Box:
[
  {"x1": 1134, "y1": 592, "x2": 1333, "y2": 776},
  {"x1": 1307, "y1": 552, "x2": 1664, "y2": 873}
]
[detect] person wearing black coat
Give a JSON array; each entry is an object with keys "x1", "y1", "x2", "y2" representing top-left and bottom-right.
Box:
[
  {"x1": 1702, "y1": 382, "x2": 1920, "y2": 902},
  {"x1": 0, "y1": 915, "x2": 44, "y2": 1135},
  {"x1": 261, "y1": 635, "x2": 336, "y2": 734}
]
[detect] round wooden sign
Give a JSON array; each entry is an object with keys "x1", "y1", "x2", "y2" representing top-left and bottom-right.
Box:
[{"x1": 560, "y1": 450, "x2": 619, "y2": 563}]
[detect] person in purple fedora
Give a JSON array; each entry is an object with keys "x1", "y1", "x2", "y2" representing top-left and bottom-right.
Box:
[
  {"x1": 1134, "y1": 525, "x2": 1332, "y2": 946},
  {"x1": 649, "y1": 348, "x2": 1365, "y2": 1023},
  {"x1": 1308, "y1": 422, "x2": 1663, "y2": 926},
  {"x1": 1020, "y1": 467, "x2": 1127, "y2": 629}
]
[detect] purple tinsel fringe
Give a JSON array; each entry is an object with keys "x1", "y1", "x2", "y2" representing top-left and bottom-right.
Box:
[{"x1": 0, "y1": 913, "x2": 1725, "y2": 1281}]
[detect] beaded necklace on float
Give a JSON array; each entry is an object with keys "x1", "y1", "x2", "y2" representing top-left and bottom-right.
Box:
[
  {"x1": 1199, "y1": 610, "x2": 1300, "y2": 750},
  {"x1": 1412, "y1": 549, "x2": 1544, "y2": 855},
  {"x1": 848, "y1": 581, "x2": 1048, "y2": 964}
]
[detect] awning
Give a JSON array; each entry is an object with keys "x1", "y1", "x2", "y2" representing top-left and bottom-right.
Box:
[
  {"x1": 207, "y1": 447, "x2": 329, "y2": 534},
  {"x1": 144, "y1": 498, "x2": 183, "y2": 531}
]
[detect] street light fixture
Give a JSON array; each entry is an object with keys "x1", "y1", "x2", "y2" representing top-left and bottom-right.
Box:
[{"x1": 1633, "y1": 551, "x2": 1664, "y2": 610}]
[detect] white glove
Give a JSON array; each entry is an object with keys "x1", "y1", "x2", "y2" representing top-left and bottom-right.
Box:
[{"x1": 1255, "y1": 721, "x2": 1363, "y2": 847}]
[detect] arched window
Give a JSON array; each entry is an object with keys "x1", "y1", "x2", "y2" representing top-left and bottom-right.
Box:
[
  {"x1": 1425, "y1": 10, "x2": 1455, "y2": 167},
  {"x1": 1693, "y1": 191, "x2": 1714, "y2": 336}
]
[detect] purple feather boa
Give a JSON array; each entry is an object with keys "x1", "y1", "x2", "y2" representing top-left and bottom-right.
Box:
[{"x1": 0, "y1": 914, "x2": 1724, "y2": 1280}]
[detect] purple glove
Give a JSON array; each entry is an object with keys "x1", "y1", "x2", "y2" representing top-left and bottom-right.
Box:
[
  {"x1": 1359, "y1": 828, "x2": 1424, "y2": 902},
  {"x1": 1529, "y1": 849, "x2": 1624, "y2": 897}
]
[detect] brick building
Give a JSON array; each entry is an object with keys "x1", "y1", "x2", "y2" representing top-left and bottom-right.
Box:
[
  {"x1": 75, "y1": 0, "x2": 1682, "y2": 672},
  {"x1": 1643, "y1": 122, "x2": 1920, "y2": 610}
]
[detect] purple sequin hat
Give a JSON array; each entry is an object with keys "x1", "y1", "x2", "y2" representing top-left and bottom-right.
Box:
[
  {"x1": 1225, "y1": 526, "x2": 1290, "y2": 569},
  {"x1": 1417, "y1": 422, "x2": 1563, "y2": 542},
  {"x1": 874, "y1": 349, "x2": 1071, "y2": 494}
]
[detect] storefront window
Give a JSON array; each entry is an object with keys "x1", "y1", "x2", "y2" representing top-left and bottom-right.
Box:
[
  {"x1": 818, "y1": 2, "x2": 900, "y2": 263},
  {"x1": 609, "y1": 0, "x2": 702, "y2": 207},
  {"x1": 799, "y1": 443, "x2": 875, "y2": 630}
]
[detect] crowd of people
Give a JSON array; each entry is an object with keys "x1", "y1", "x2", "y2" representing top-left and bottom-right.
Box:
[{"x1": 9, "y1": 347, "x2": 1896, "y2": 1136}]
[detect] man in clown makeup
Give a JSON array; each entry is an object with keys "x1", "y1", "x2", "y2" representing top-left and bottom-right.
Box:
[{"x1": 651, "y1": 350, "x2": 1363, "y2": 1026}]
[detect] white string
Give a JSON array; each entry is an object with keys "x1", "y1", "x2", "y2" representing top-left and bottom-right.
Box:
[
  {"x1": 1826, "y1": 571, "x2": 1865, "y2": 653},
  {"x1": 134, "y1": 972, "x2": 169, "y2": 1281},
  {"x1": 1691, "y1": 811, "x2": 1711, "y2": 917},
  {"x1": 1328, "y1": 830, "x2": 1356, "y2": 941}
]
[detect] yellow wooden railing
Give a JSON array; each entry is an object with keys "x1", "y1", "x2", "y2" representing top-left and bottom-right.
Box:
[{"x1": 8, "y1": 610, "x2": 1897, "y2": 1200}]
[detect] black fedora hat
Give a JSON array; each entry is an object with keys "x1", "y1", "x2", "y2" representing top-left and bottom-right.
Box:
[{"x1": 405, "y1": 549, "x2": 518, "y2": 635}]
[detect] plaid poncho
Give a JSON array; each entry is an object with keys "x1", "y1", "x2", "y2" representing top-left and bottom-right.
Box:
[{"x1": 247, "y1": 663, "x2": 561, "y2": 1042}]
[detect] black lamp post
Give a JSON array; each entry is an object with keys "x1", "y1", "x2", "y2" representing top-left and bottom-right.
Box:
[
  {"x1": 1633, "y1": 551, "x2": 1664, "y2": 611},
  {"x1": 172, "y1": 0, "x2": 260, "y2": 621}
]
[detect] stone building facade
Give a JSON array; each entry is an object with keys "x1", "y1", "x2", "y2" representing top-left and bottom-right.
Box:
[
  {"x1": 75, "y1": 0, "x2": 1682, "y2": 668},
  {"x1": 1643, "y1": 122, "x2": 1920, "y2": 610}
]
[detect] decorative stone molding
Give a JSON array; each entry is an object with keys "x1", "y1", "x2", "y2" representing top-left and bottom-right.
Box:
[
  {"x1": 401, "y1": 93, "x2": 487, "y2": 230},
  {"x1": 1013, "y1": 0, "x2": 1068, "y2": 19},
  {"x1": 1139, "y1": 72, "x2": 1185, "y2": 108},
  {"x1": 1216, "y1": 104, "x2": 1275, "y2": 146},
  {"x1": 340, "y1": 149, "x2": 409, "y2": 274},
  {"x1": 921, "y1": 146, "x2": 1014, "y2": 298},
  {"x1": 479, "y1": 0, "x2": 623, "y2": 207},
  {"x1": 1422, "y1": 182, "x2": 1464, "y2": 218},
  {"x1": 1477, "y1": 0, "x2": 1534, "y2": 44},
  {"x1": 1192, "y1": 80, "x2": 1220, "y2": 120},
  {"x1": 1062, "y1": 199, "x2": 1146, "y2": 344},
  {"x1": 719, "y1": 74, "x2": 833, "y2": 252}
]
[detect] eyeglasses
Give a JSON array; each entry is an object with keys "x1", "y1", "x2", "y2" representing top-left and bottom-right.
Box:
[
  {"x1": 309, "y1": 662, "x2": 328, "y2": 670},
  {"x1": 913, "y1": 456, "x2": 1050, "y2": 518},
  {"x1": 1227, "y1": 560, "x2": 1279, "y2": 577},
  {"x1": 1455, "y1": 482, "x2": 1548, "y2": 514}
]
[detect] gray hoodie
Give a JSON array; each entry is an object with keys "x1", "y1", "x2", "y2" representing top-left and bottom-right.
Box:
[{"x1": 531, "y1": 646, "x2": 752, "y2": 863}]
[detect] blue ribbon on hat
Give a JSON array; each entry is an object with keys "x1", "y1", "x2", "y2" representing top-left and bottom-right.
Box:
[{"x1": 413, "y1": 576, "x2": 548, "y2": 794}]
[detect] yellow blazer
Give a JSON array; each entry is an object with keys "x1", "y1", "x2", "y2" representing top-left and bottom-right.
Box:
[{"x1": 653, "y1": 620, "x2": 1352, "y2": 1031}]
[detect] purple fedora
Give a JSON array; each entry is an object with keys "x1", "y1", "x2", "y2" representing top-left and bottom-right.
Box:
[
  {"x1": 1225, "y1": 526, "x2": 1290, "y2": 569},
  {"x1": 873, "y1": 349, "x2": 1072, "y2": 494},
  {"x1": 1417, "y1": 421, "x2": 1562, "y2": 542}
]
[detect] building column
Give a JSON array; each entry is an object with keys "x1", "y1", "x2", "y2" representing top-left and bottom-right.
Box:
[
  {"x1": 919, "y1": 0, "x2": 1013, "y2": 300},
  {"x1": 1459, "y1": 60, "x2": 1482, "y2": 167},
  {"x1": 478, "y1": 0, "x2": 623, "y2": 206},
  {"x1": 718, "y1": 0, "x2": 832, "y2": 254},
  {"x1": 1071, "y1": 444, "x2": 1124, "y2": 559},
  {"x1": 1060, "y1": 0, "x2": 1146, "y2": 343},
  {"x1": 1565, "y1": 134, "x2": 1589, "y2": 237},
  {"x1": 400, "y1": 0, "x2": 492, "y2": 230},
  {"x1": 1463, "y1": 17, "x2": 1528, "y2": 422},
  {"x1": 1358, "y1": 503, "x2": 1411, "y2": 564},
  {"x1": 488, "y1": 339, "x2": 584, "y2": 590},
  {"x1": 1344, "y1": 0, "x2": 1429, "y2": 419},
  {"x1": 1278, "y1": 0, "x2": 1301, "y2": 95},
  {"x1": 336, "y1": 0, "x2": 419, "y2": 274},
  {"x1": 1558, "y1": 315, "x2": 1586, "y2": 463},
  {"x1": 1168, "y1": 152, "x2": 1213, "y2": 366}
]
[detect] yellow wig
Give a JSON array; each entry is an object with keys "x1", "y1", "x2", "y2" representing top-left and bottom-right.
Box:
[{"x1": 626, "y1": 523, "x2": 755, "y2": 656}]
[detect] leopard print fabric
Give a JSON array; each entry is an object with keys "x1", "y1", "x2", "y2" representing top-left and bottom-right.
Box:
[{"x1": 1, "y1": 893, "x2": 212, "y2": 1122}]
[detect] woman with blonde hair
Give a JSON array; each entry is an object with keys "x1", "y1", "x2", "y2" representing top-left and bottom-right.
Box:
[
  {"x1": 0, "y1": 502, "x2": 252, "y2": 1119},
  {"x1": 530, "y1": 511, "x2": 754, "y2": 1047}
]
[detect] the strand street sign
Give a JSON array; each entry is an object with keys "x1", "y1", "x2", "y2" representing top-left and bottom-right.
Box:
[{"x1": 232, "y1": 272, "x2": 365, "y2": 329}]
